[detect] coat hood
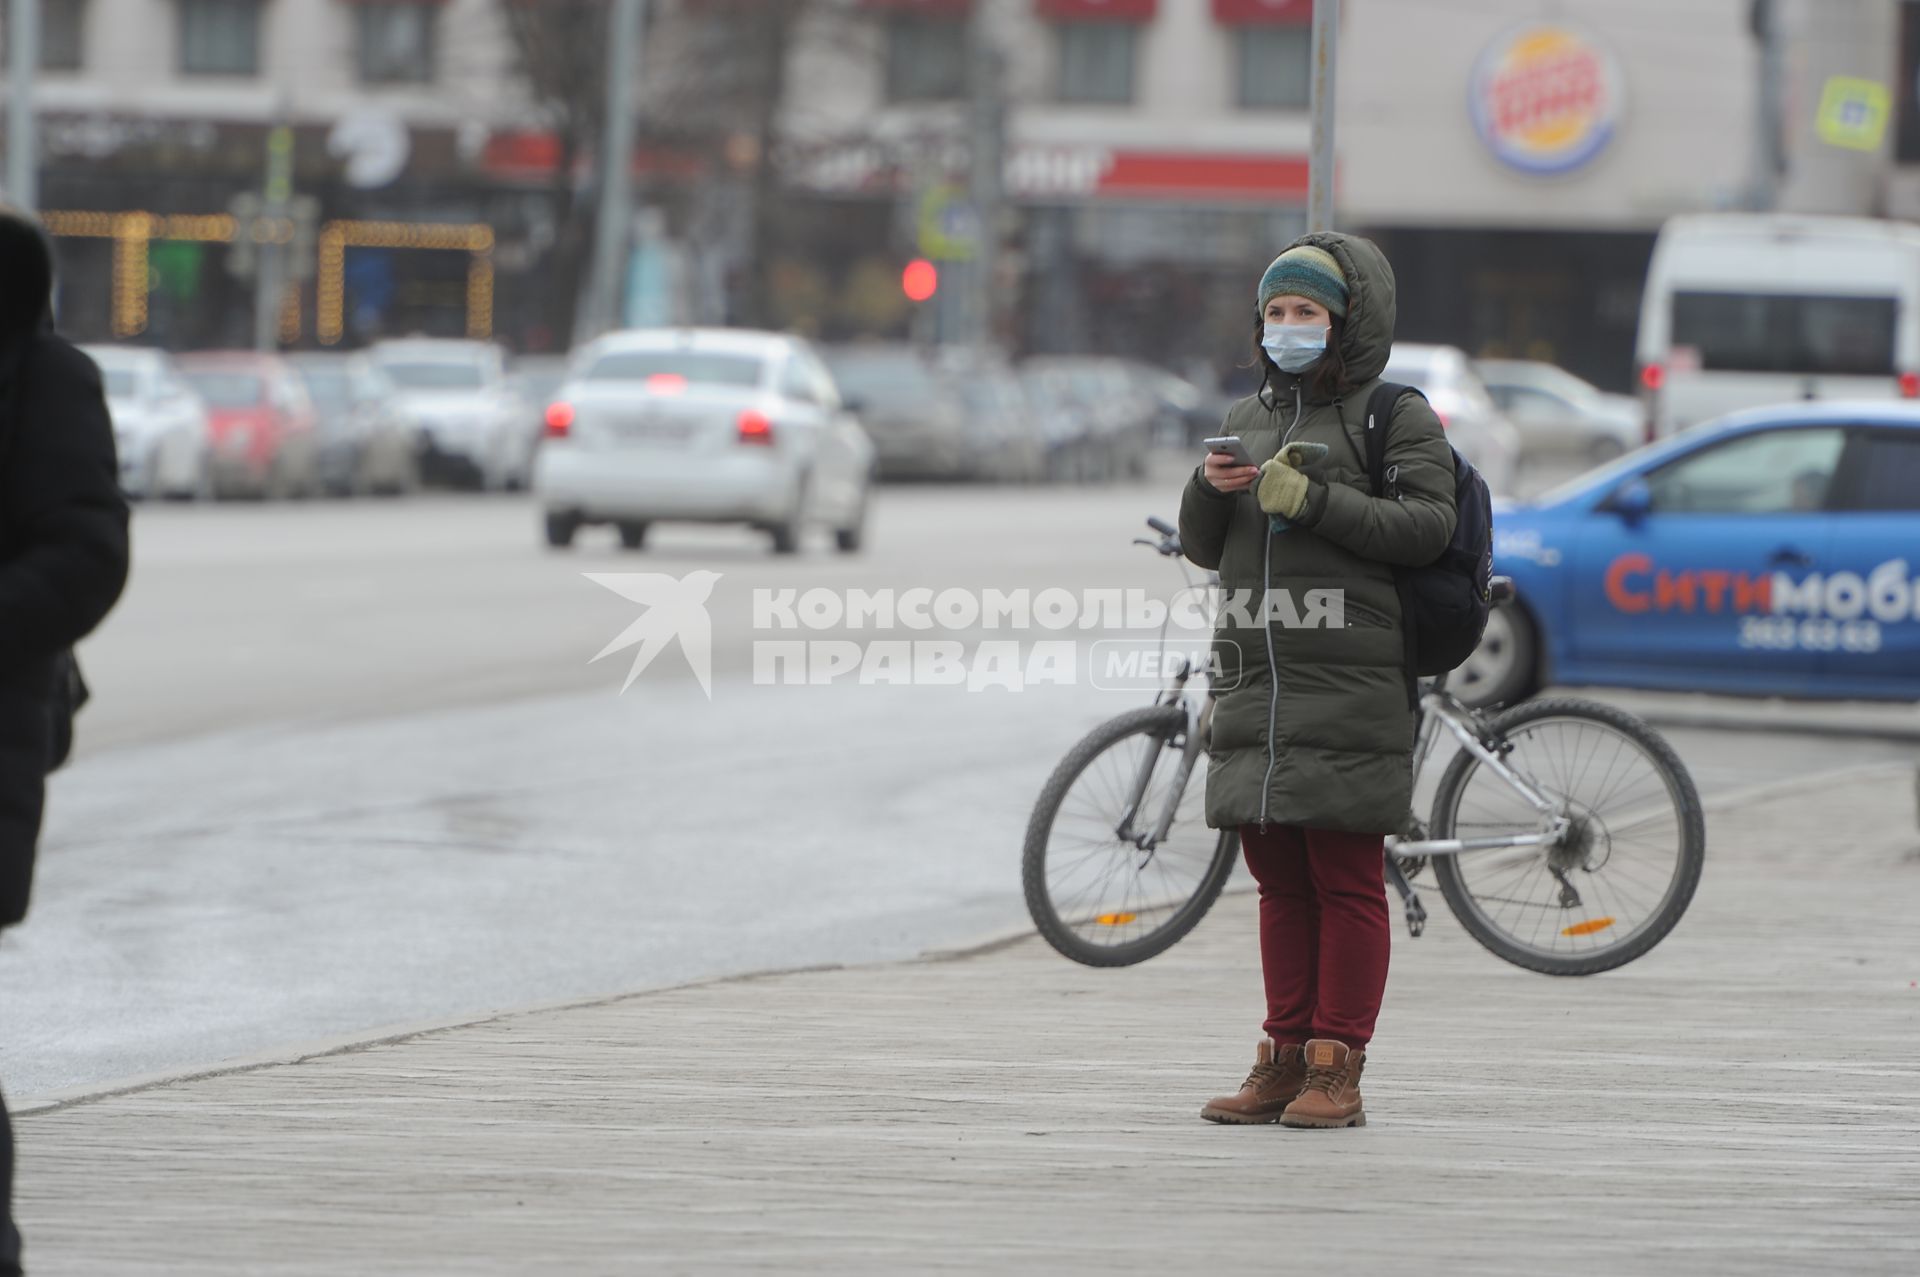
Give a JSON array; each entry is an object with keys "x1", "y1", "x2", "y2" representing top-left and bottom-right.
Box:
[
  {"x1": 1285, "y1": 230, "x2": 1396, "y2": 387},
  {"x1": 0, "y1": 208, "x2": 55, "y2": 383}
]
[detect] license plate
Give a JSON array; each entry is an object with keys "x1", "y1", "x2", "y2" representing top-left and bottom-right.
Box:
[{"x1": 613, "y1": 415, "x2": 692, "y2": 445}]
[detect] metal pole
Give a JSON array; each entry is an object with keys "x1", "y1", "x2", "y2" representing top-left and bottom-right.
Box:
[
  {"x1": 1306, "y1": 0, "x2": 1340, "y2": 233},
  {"x1": 1751, "y1": 0, "x2": 1784, "y2": 211},
  {"x1": 6, "y1": 0, "x2": 39, "y2": 210},
  {"x1": 589, "y1": 0, "x2": 644, "y2": 338},
  {"x1": 254, "y1": 120, "x2": 293, "y2": 351},
  {"x1": 966, "y1": 9, "x2": 1005, "y2": 349}
]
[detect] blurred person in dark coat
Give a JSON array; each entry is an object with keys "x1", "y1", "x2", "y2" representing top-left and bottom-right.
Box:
[{"x1": 0, "y1": 208, "x2": 129, "y2": 1276}]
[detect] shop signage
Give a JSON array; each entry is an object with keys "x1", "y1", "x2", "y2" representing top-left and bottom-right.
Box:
[{"x1": 1469, "y1": 24, "x2": 1624, "y2": 176}]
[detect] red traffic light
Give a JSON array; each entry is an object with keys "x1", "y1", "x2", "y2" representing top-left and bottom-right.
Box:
[{"x1": 901, "y1": 259, "x2": 939, "y2": 303}]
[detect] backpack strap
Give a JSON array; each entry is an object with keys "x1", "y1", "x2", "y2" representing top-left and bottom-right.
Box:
[
  {"x1": 1359, "y1": 380, "x2": 1424, "y2": 710},
  {"x1": 1362, "y1": 381, "x2": 1423, "y2": 499}
]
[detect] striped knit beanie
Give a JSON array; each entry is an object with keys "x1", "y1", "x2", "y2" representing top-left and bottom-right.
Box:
[{"x1": 1258, "y1": 244, "x2": 1348, "y2": 317}]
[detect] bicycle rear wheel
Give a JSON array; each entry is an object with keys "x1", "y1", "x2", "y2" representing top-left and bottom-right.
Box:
[
  {"x1": 1022, "y1": 704, "x2": 1238, "y2": 967},
  {"x1": 1429, "y1": 697, "x2": 1704, "y2": 976}
]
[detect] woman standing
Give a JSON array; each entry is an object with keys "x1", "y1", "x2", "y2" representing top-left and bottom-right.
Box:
[{"x1": 1180, "y1": 233, "x2": 1456, "y2": 1130}]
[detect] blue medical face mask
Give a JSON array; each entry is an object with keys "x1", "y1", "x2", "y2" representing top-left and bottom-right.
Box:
[{"x1": 1262, "y1": 322, "x2": 1328, "y2": 374}]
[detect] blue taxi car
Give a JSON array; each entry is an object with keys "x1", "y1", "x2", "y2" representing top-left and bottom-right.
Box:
[{"x1": 1460, "y1": 402, "x2": 1920, "y2": 706}]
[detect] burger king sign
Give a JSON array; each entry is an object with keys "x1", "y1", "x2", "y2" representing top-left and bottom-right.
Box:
[{"x1": 1469, "y1": 24, "x2": 1625, "y2": 176}]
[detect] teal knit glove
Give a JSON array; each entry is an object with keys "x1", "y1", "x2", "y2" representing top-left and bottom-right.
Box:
[
  {"x1": 1257, "y1": 457, "x2": 1311, "y2": 520},
  {"x1": 1256, "y1": 442, "x2": 1328, "y2": 530}
]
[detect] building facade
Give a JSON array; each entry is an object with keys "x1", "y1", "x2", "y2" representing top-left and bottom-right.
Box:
[{"x1": 4, "y1": 0, "x2": 1913, "y2": 387}]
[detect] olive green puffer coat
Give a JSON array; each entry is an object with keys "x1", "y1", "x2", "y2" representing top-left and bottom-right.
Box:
[{"x1": 1179, "y1": 232, "x2": 1457, "y2": 835}]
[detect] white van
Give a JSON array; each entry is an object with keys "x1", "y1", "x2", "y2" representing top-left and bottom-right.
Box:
[{"x1": 1635, "y1": 213, "x2": 1920, "y2": 441}]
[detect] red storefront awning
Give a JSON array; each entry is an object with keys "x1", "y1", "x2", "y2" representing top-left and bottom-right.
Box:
[
  {"x1": 1097, "y1": 150, "x2": 1309, "y2": 200},
  {"x1": 1036, "y1": 0, "x2": 1158, "y2": 22},
  {"x1": 1211, "y1": 0, "x2": 1312, "y2": 24}
]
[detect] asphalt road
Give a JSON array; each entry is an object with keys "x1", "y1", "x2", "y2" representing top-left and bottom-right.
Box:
[{"x1": 2, "y1": 464, "x2": 1914, "y2": 1099}]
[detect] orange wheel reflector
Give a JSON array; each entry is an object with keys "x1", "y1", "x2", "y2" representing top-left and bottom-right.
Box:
[
  {"x1": 1561, "y1": 917, "x2": 1618, "y2": 937},
  {"x1": 1095, "y1": 913, "x2": 1138, "y2": 927}
]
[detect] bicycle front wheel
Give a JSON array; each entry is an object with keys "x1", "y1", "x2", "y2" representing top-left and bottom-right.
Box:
[
  {"x1": 1430, "y1": 697, "x2": 1704, "y2": 976},
  {"x1": 1022, "y1": 704, "x2": 1238, "y2": 967}
]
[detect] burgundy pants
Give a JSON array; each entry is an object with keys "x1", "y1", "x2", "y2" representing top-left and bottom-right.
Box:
[{"x1": 1238, "y1": 823, "x2": 1391, "y2": 1052}]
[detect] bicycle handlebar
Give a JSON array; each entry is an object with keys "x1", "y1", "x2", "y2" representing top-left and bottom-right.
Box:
[{"x1": 1138, "y1": 516, "x2": 1184, "y2": 558}]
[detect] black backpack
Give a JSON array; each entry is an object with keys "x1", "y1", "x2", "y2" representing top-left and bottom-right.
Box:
[{"x1": 1355, "y1": 382, "x2": 1495, "y2": 690}]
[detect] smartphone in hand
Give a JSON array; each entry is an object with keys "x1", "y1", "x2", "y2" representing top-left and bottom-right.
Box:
[{"x1": 1203, "y1": 436, "x2": 1257, "y2": 468}]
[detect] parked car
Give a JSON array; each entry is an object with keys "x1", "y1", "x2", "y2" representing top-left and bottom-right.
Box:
[
  {"x1": 176, "y1": 351, "x2": 321, "y2": 499},
  {"x1": 1019, "y1": 365, "x2": 1103, "y2": 482},
  {"x1": 928, "y1": 346, "x2": 1049, "y2": 484},
  {"x1": 1119, "y1": 360, "x2": 1223, "y2": 448},
  {"x1": 1379, "y1": 342, "x2": 1522, "y2": 496},
  {"x1": 81, "y1": 345, "x2": 212, "y2": 500},
  {"x1": 367, "y1": 338, "x2": 530, "y2": 490},
  {"x1": 1475, "y1": 359, "x2": 1642, "y2": 463},
  {"x1": 289, "y1": 353, "x2": 419, "y2": 496},
  {"x1": 1023, "y1": 355, "x2": 1155, "y2": 480},
  {"x1": 821, "y1": 344, "x2": 999, "y2": 481},
  {"x1": 958, "y1": 367, "x2": 1049, "y2": 484},
  {"x1": 1636, "y1": 213, "x2": 1920, "y2": 442},
  {"x1": 507, "y1": 354, "x2": 570, "y2": 462},
  {"x1": 535, "y1": 328, "x2": 876, "y2": 554},
  {"x1": 1459, "y1": 401, "x2": 1920, "y2": 708}
]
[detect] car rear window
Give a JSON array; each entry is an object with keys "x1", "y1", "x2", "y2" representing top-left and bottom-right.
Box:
[
  {"x1": 583, "y1": 351, "x2": 764, "y2": 387},
  {"x1": 299, "y1": 368, "x2": 353, "y2": 407},
  {"x1": 182, "y1": 371, "x2": 266, "y2": 408},
  {"x1": 379, "y1": 361, "x2": 488, "y2": 391},
  {"x1": 824, "y1": 355, "x2": 938, "y2": 405},
  {"x1": 1382, "y1": 354, "x2": 1448, "y2": 390},
  {"x1": 1671, "y1": 291, "x2": 1897, "y2": 377}
]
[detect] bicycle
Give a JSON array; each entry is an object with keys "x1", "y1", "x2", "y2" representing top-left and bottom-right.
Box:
[{"x1": 1021, "y1": 516, "x2": 1706, "y2": 975}]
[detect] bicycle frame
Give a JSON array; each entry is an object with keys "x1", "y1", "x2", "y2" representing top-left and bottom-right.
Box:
[
  {"x1": 1386, "y1": 684, "x2": 1571, "y2": 861},
  {"x1": 1113, "y1": 656, "x2": 1214, "y2": 850}
]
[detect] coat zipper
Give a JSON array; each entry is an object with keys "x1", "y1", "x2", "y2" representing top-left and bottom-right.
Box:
[{"x1": 1258, "y1": 383, "x2": 1305, "y2": 830}]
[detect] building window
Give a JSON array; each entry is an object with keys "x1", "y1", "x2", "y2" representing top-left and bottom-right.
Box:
[
  {"x1": 179, "y1": 0, "x2": 261, "y2": 76},
  {"x1": 884, "y1": 15, "x2": 966, "y2": 102},
  {"x1": 1237, "y1": 25, "x2": 1310, "y2": 110},
  {"x1": 1056, "y1": 22, "x2": 1135, "y2": 105},
  {"x1": 357, "y1": 2, "x2": 437, "y2": 84},
  {"x1": 3, "y1": 0, "x2": 86, "y2": 70}
]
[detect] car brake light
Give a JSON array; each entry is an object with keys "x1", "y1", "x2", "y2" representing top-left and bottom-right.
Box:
[
  {"x1": 737, "y1": 409, "x2": 774, "y2": 445},
  {"x1": 544, "y1": 402, "x2": 574, "y2": 438},
  {"x1": 646, "y1": 373, "x2": 688, "y2": 395},
  {"x1": 1899, "y1": 372, "x2": 1920, "y2": 398},
  {"x1": 1638, "y1": 364, "x2": 1665, "y2": 444},
  {"x1": 1434, "y1": 411, "x2": 1449, "y2": 429}
]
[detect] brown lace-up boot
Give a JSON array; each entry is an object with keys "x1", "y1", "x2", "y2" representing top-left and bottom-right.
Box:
[
  {"x1": 1280, "y1": 1039, "x2": 1367, "y2": 1129},
  {"x1": 1200, "y1": 1039, "x2": 1307, "y2": 1125}
]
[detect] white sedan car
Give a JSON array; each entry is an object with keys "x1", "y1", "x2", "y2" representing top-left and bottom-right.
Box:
[
  {"x1": 81, "y1": 345, "x2": 213, "y2": 500},
  {"x1": 535, "y1": 329, "x2": 876, "y2": 554},
  {"x1": 367, "y1": 338, "x2": 532, "y2": 491}
]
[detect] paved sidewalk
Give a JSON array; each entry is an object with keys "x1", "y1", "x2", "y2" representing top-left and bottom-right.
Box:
[{"x1": 13, "y1": 763, "x2": 1920, "y2": 1275}]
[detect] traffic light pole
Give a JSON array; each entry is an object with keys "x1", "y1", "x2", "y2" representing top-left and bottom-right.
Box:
[
  {"x1": 966, "y1": 9, "x2": 1005, "y2": 349},
  {"x1": 588, "y1": 0, "x2": 645, "y2": 340},
  {"x1": 1306, "y1": 0, "x2": 1340, "y2": 233},
  {"x1": 254, "y1": 122, "x2": 294, "y2": 351},
  {"x1": 7, "y1": 0, "x2": 39, "y2": 211}
]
